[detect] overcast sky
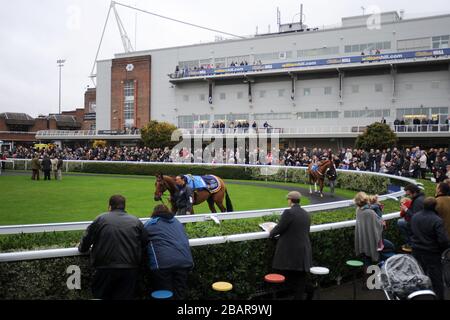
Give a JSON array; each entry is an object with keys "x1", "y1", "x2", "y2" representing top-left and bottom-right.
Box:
[{"x1": 0, "y1": 0, "x2": 449, "y2": 117}]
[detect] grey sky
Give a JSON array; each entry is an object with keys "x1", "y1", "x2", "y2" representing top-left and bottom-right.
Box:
[{"x1": 0, "y1": 0, "x2": 449, "y2": 117}]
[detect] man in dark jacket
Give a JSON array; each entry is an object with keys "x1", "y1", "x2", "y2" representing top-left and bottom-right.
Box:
[
  {"x1": 269, "y1": 191, "x2": 312, "y2": 300},
  {"x1": 144, "y1": 205, "x2": 193, "y2": 299},
  {"x1": 174, "y1": 175, "x2": 194, "y2": 215},
  {"x1": 41, "y1": 155, "x2": 51, "y2": 180},
  {"x1": 398, "y1": 184, "x2": 425, "y2": 252},
  {"x1": 411, "y1": 197, "x2": 450, "y2": 300},
  {"x1": 78, "y1": 195, "x2": 148, "y2": 300}
]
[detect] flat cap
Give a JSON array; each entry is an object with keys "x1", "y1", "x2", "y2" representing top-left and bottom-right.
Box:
[{"x1": 286, "y1": 191, "x2": 302, "y2": 200}]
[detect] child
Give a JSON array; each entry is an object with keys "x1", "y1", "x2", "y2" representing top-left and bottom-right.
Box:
[{"x1": 369, "y1": 194, "x2": 384, "y2": 219}]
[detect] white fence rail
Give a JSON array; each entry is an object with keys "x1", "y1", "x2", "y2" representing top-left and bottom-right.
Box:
[{"x1": 0, "y1": 212, "x2": 401, "y2": 262}]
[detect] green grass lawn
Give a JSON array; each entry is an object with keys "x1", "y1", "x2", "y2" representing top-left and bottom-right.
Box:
[{"x1": 0, "y1": 174, "x2": 311, "y2": 225}]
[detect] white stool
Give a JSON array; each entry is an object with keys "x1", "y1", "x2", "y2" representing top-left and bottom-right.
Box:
[{"x1": 310, "y1": 267, "x2": 330, "y2": 300}]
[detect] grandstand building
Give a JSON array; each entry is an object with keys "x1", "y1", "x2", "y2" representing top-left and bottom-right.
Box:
[{"x1": 48, "y1": 11, "x2": 450, "y2": 148}]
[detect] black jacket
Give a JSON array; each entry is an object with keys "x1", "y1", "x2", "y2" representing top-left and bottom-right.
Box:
[
  {"x1": 405, "y1": 192, "x2": 425, "y2": 220},
  {"x1": 78, "y1": 210, "x2": 148, "y2": 269},
  {"x1": 411, "y1": 209, "x2": 450, "y2": 254},
  {"x1": 41, "y1": 158, "x2": 51, "y2": 171},
  {"x1": 269, "y1": 204, "x2": 312, "y2": 271},
  {"x1": 174, "y1": 185, "x2": 194, "y2": 211}
]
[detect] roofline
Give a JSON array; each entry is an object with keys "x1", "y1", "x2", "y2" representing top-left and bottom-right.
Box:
[{"x1": 112, "y1": 13, "x2": 450, "y2": 60}]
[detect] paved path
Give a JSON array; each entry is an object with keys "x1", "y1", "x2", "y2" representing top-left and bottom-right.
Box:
[{"x1": 2, "y1": 171, "x2": 347, "y2": 204}]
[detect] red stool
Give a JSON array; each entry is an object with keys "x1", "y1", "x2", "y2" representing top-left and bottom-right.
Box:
[{"x1": 264, "y1": 274, "x2": 285, "y2": 299}]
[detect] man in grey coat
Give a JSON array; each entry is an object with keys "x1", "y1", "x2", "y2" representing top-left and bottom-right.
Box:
[{"x1": 269, "y1": 191, "x2": 313, "y2": 300}]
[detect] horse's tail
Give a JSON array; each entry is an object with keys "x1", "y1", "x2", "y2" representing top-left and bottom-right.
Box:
[{"x1": 225, "y1": 189, "x2": 234, "y2": 212}]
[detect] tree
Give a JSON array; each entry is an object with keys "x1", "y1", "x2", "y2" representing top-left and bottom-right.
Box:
[
  {"x1": 140, "y1": 120, "x2": 178, "y2": 149},
  {"x1": 355, "y1": 123, "x2": 398, "y2": 150},
  {"x1": 92, "y1": 140, "x2": 107, "y2": 148}
]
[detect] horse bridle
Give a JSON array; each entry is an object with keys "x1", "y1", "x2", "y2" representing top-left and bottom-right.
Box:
[{"x1": 155, "y1": 177, "x2": 171, "y2": 204}]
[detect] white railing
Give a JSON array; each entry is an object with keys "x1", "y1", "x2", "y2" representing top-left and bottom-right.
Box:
[
  {"x1": 0, "y1": 212, "x2": 401, "y2": 262},
  {"x1": 392, "y1": 124, "x2": 450, "y2": 133},
  {"x1": 36, "y1": 130, "x2": 141, "y2": 137},
  {"x1": 32, "y1": 124, "x2": 450, "y2": 140}
]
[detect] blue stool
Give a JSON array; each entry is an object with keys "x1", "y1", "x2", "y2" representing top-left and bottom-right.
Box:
[{"x1": 151, "y1": 290, "x2": 173, "y2": 300}]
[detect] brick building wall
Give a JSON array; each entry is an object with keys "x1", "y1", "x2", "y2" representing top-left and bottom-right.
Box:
[
  {"x1": 83, "y1": 88, "x2": 97, "y2": 130},
  {"x1": 111, "y1": 55, "x2": 151, "y2": 130}
]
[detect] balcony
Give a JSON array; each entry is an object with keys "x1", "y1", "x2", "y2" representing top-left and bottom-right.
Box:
[
  {"x1": 180, "y1": 124, "x2": 450, "y2": 138},
  {"x1": 35, "y1": 130, "x2": 141, "y2": 141},
  {"x1": 169, "y1": 48, "x2": 450, "y2": 83}
]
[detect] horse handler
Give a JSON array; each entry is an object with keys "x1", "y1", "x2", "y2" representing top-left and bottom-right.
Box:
[{"x1": 174, "y1": 175, "x2": 194, "y2": 216}]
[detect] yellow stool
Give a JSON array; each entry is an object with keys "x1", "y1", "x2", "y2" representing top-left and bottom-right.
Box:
[{"x1": 212, "y1": 281, "x2": 233, "y2": 292}]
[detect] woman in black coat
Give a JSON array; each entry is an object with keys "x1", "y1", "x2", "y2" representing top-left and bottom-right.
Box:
[{"x1": 269, "y1": 191, "x2": 312, "y2": 300}]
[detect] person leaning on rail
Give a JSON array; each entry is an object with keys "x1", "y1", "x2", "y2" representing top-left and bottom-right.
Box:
[{"x1": 78, "y1": 195, "x2": 148, "y2": 300}]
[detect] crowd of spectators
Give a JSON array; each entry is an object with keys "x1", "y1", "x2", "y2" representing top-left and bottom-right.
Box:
[
  {"x1": 4, "y1": 144, "x2": 450, "y2": 182},
  {"x1": 282, "y1": 146, "x2": 450, "y2": 182},
  {"x1": 5, "y1": 145, "x2": 172, "y2": 163},
  {"x1": 393, "y1": 118, "x2": 449, "y2": 133}
]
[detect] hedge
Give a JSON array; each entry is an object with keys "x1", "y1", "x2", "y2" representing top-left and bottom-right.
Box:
[{"x1": 7, "y1": 160, "x2": 392, "y2": 195}]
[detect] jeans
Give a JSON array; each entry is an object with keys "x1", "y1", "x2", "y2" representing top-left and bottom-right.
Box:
[{"x1": 397, "y1": 218, "x2": 412, "y2": 246}]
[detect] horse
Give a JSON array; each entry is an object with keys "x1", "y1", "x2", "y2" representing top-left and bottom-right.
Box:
[
  {"x1": 153, "y1": 173, "x2": 234, "y2": 214},
  {"x1": 307, "y1": 159, "x2": 336, "y2": 198}
]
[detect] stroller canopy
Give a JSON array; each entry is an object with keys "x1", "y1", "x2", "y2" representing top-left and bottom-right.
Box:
[{"x1": 379, "y1": 254, "x2": 432, "y2": 300}]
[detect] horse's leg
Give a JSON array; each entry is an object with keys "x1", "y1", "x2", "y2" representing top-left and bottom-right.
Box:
[
  {"x1": 207, "y1": 197, "x2": 216, "y2": 213},
  {"x1": 216, "y1": 199, "x2": 227, "y2": 213},
  {"x1": 320, "y1": 180, "x2": 324, "y2": 198},
  {"x1": 309, "y1": 175, "x2": 313, "y2": 194},
  {"x1": 314, "y1": 181, "x2": 318, "y2": 193}
]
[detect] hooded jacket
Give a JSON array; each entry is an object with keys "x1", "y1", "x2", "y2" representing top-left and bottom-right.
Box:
[{"x1": 144, "y1": 212, "x2": 193, "y2": 270}]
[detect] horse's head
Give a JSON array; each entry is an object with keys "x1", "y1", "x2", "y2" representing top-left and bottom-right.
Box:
[{"x1": 154, "y1": 174, "x2": 168, "y2": 201}]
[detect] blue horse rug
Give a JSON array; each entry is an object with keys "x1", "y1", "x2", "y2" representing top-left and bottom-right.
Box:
[{"x1": 184, "y1": 175, "x2": 221, "y2": 193}]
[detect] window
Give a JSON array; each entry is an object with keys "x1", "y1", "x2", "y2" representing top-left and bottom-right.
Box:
[
  {"x1": 345, "y1": 41, "x2": 391, "y2": 53},
  {"x1": 123, "y1": 80, "x2": 135, "y2": 128},
  {"x1": 88, "y1": 102, "x2": 96, "y2": 113},
  {"x1": 432, "y1": 35, "x2": 449, "y2": 49},
  {"x1": 397, "y1": 37, "x2": 431, "y2": 51},
  {"x1": 344, "y1": 109, "x2": 390, "y2": 118},
  {"x1": 220, "y1": 93, "x2": 226, "y2": 100},
  {"x1": 178, "y1": 115, "x2": 194, "y2": 128},
  {"x1": 214, "y1": 57, "x2": 226, "y2": 68},
  {"x1": 253, "y1": 51, "x2": 293, "y2": 63},
  {"x1": 237, "y1": 92, "x2": 243, "y2": 99},
  {"x1": 297, "y1": 111, "x2": 339, "y2": 119},
  {"x1": 375, "y1": 84, "x2": 383, "y2": 93},
  {"x1": 303, "y1": 88, "x2": 311, "y2": 96},
  {"x1": 199, "y1": 94, "x2": 206, "y2": 101},
  {"x1": 278, "y1": 89, "x2": 285, "y2": 97},
  {"x1": 352, "y1": 85, "x2": 359, "y2": 94},
  {"x1": 324, "y1": 87, "x2": 332, "y2": 95},
  {"x1": 183, "y1": 95, "x2": 189, "y2": 102},
  {"x1": 259, "y1": 90, "x2": 266, "y2": 98},
  {"x1": 254, "y1": 113, "x2": 291, "y2": 120},
  {"x1": 297, "y1": 46, "x2": 339, "y2": 58},
  {"x1": 431, "y1": 81, "x2": 440, "y2": 89}
]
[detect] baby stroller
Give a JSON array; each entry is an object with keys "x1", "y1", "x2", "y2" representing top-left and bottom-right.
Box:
[{"x1": 378, "y1": 254, "x2": 437, "y2": 300}]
